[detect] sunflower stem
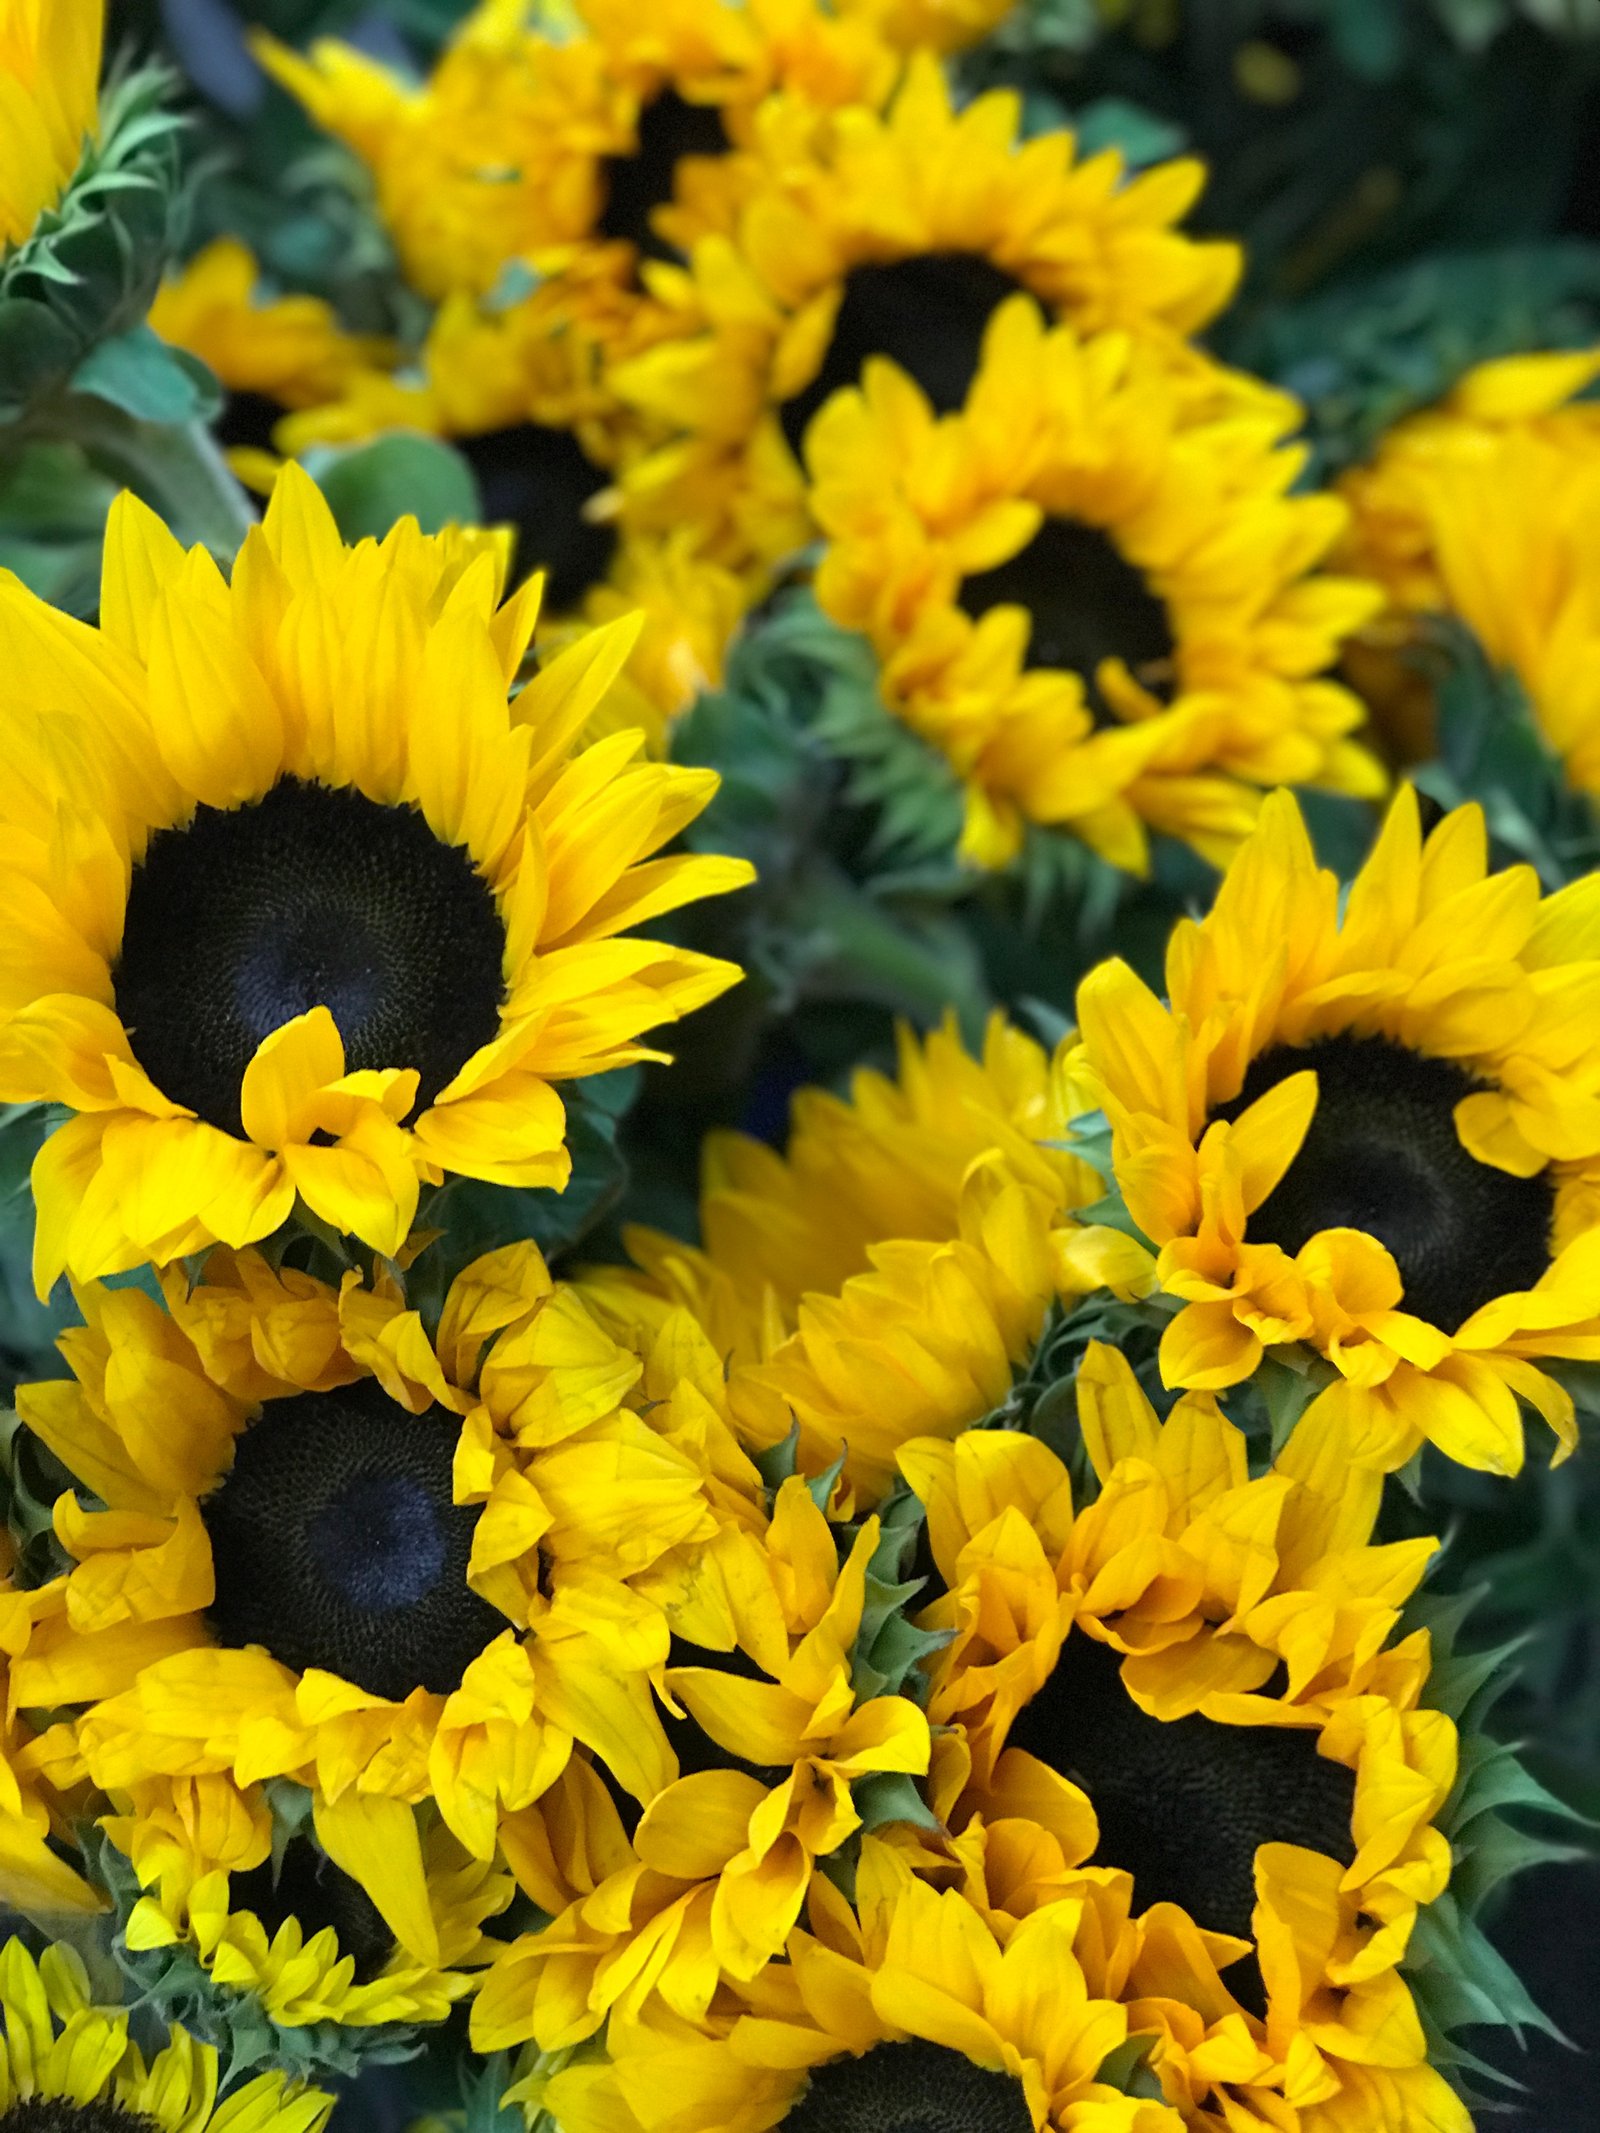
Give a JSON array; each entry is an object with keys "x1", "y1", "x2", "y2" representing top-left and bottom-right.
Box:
[{"x1": 23, "y1": 397, "x2": 256, "y2": 562}]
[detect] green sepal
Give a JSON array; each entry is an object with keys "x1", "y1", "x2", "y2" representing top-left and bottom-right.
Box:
[
  {"x1": 1406, "y1": 1890, "x2": 1567, "y2": 2047},
  {"x1": 1094, "y1": 2033, "x2": 1168, "y2": 2102},
  {"x1": 752, "y1": 1424, "x2": 804, "y2": 1495},
  {"x1": 851, "y1": 1489, "x2": 952, "y2": 1704},
  {"x1": 852, "y1": 1770, "x2": 941, "y2": 1836}
]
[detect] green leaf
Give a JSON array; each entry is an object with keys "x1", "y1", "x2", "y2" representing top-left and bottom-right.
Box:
[
  {"x1": 71, "y1": 325, "x2": 206, "y2": 423},
  {"x1": 306, "y1": 434, "x2": 483, "y2": 542}
]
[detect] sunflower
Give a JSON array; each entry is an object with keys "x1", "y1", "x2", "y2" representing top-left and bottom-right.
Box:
[
  {"x1": 259, "y1": 0, "x2": 896, "y2": 306},
  {"x1": 104, "y1": 1774, "x2": 512, "y2": 2034},
  {"x1": 611, "y1": 51, "x2": 1243, "y2": 569},
  {"x1": 0, "y1": 1553, "x2": 100, "y2": 1923},
  {"x1": 471, "y1": 1474, "x2": 932, "y2": 2054},
  {"x1": 148, "y1": 239, "x2": 393, "y2": 490},
  {"x1": 1068, "y1": 784, "x2": 1600, "y2": 1475},
  {"x1": 0, "y1": 463, "x2": 751, "y2": 1291},
  {"x1": 521, "y1": 1836, "x2": 1182, "y2": 2133},
  {"x1": 8, "y1": 1237, "x2": 759, "y2": 1923},
  {"x1": 277, "y1": 286, "x2": 755, "y2": 734},
  {"x1": 1338, "y1": 347, "x2": 1600, "y2": 794},
  {"x1": 0, "y1": 1939, "x2": 333, "y2": 2133},
  {"x1": 582, "y1": 1012, "x2": 1100, "y2": 1504},
  {"x1": 807, "y1": 299, "x2": 1384, "y2": 871},
  {"x1": 900, "y1": 1347, "x2": 1465, "y2": 2133},
  {"x1": 837, "y1": 0, "x2": 1020, "y2": 54},
  {"x1": 0, "y1": 0, "x2": 101, "y2": 252}
]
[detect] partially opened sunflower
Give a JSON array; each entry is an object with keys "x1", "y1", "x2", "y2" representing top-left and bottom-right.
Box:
[
  {"x1": 0, "y1": 0, "x2": 100, "y2": 254},
  {"x1": 0, "y1": 464, "x2": 751, "y2": 1290},
  {"x1": 1068, "y1": 785, "x2": 1600, "y2": 1475},
  {"x1": 902, "y1": 1347, "x2": 1466, "y2": 2133}
]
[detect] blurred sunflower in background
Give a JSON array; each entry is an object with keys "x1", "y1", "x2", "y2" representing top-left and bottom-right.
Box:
[
  {"x1": 1069, "y1": 785, "x2": 1600, "y2": 1475},
  {"x1": 1339, "y1": 347, "x2": 1600, "y2": 789},
  {"x1": 808, "y1": 298, "x2": 1383, "y2": 871},
  {"x1": 611, "y1": 51, "x2": 1242, "y2": 570},
  {"x1": 0, "y1": 465, "x2": 750, "y2": 1284}
]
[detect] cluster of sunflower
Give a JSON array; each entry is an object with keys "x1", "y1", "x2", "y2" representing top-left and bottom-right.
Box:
[{"x1": 4, "y1": 4, "x2": 1600, "y2": 2133}]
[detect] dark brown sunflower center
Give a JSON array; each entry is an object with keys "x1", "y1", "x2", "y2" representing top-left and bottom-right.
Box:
[
  {"x1": 1009, "y1": 1632, "x2": 1357, "y2": 1950},
  {"x1": 783, "y1": 2042, "x2": 1034, "y2": 2133},
  {"x1": 200, "y1": 1382, "x2": 506, "y2": 1703},
  {"x1": 230, "y1": 1838, "x2": 396, "y2": 1984},
  {"x1": 779, "y1": 252, "x2": 1032, "y2": 458},
  {"x1": 458, "y1": 423, "x2": 619, "y2": 610},
  {"x1": 957, "y1": 517, "x2": 1176, "y2": 720},
  {"x1": 216, "y1": 389, "x2": 285, "y2": 455},
  {"x1": 598, "y1": 88, "x2": 731, "y2": 262},
  {"x1": 0, "y1": 2105, "x2": 157, "y2": 2133},
  {"x1": 114, "y1": 776, "x2": 506, "y2": 1137},
  {"x1": 1215, "y1": 1034, "x2": 1554, "y2": 1333}
]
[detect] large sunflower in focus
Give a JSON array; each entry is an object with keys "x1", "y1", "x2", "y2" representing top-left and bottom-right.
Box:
[
  {"x1": 612, "y1": 52, "x2": 1243, "y2": 568},
  {"x1": 9, "y1": 1238, "x2": 756, "y2": 1901},
  {"x1": 0, "y1": 465, "x2": 751, "y2": 1289},
  {"x1": 1339, "y1": 348, "x2": 1600, "y2": 793},
  {"x1": 584, "y1": 1013, "x2": 1101, "y2": 1503},
  {"x1": 260, "y1": 0, "x2": 895, "y2": 307},
  {"x1": 902, "y1": 1347, "x2": 1468, "y2": 2133},
  {"x1": 521, "y1": 1838, "x2": 1179, "y2": 2133},
  {"x1": 1069, "y1": 785, "x2": 1600, "y2": 1475},
  {"x1": 0, "y1": 1940, "x2": 333, "y2": 2133},
  {"x1": 0, "y1": 0, "x2": 100, "y2": 253},
  {"x1": 809, "y1": 299, "x2": 1384, "y2": 871}
]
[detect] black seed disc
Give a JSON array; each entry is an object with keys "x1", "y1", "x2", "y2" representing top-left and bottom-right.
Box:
[
  {"x1": 957, "y1": 517, "x2": 1176, "y2": 722},
  {"x1": 784, "y1": 2042, "x2": 1034, "y2": 2133},
  {"x1": 598, "y1": 89, "x2": 731, "y2": 262},
  {"x1": 1216, "y1": 1035, "x2": 1554, "y2": 1333},
  {"x1": 1009, "y1": 1632, "x2": 1357, "y2": 1948},
  {"x1": 114, "y1": 777, "x2": 505, "y2": 1137},
  {"x1": 779, "y1": 252, "x2": 1031, "y2": 457},
  {"x1": 201, "y1": 1381, "x2": 506, "y2": 1702},
  {"x1": 231, "y1": 1838, "x2": 397, "y2": 1984},
  {"x1": 216, "y1": 389, "x2": 285, "y2": 455},
  {"x1": 0, "y1": 2106, "x2": 156, "y2": 2133},
  {"x1": 458, "y1": 423, "x2": 619, "y2": 610}
]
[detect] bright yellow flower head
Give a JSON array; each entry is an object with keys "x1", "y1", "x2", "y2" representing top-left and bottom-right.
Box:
[
  {"x1": 0, "y1": 1, "x2": 102, "y2": 251},
  {"x1": 0, "y1": 1553, "x2": 101, "y2": 1923},
  {"x1": 611, "y1": 52, "x2": 1243, "y2": 570},
  {"x1": 1339, "y1": 347, "x2": 1600, "y2": 797},
  {"x1": 1068, "y1": 785, "x2": 1600, "y2": 1477},
  {"x1": 472, "y1": 1476, "x2": 931, "y2": 2052},
  {"x1": 809, "y1": 299, "x2": 1384, "y2": 872},
  {"x1": 0, "y1": 464, "x2": 752, "y2": 1290},
  {"x1": 525, "y1": 1837, "x2": 1182, "y2": 2133},
  {"x1": 0, "y1": 1940, "x2": 334, "y2": 2133},
  {"x1": 9, "y1": 1238, "x2": 759, "y2": 1910},
  {"x1": 259, "y1": 0, "x2": 896, "y2": 306},
  {"x1": 902, "y1": 1354, "x2": 1461, "y2": 2133},
  {"x1": 105, "y1": 1775, "x2": 512, "y2": 2032},
  {"x1": 838, "y1": 0, "x2": 1019, "y2": 54},
  {"x1": 277, "y1": 284, "x2": 756, "y2": 737},
  {"x1": 583, "y1": 1012, "x2": 1102, "y2": 1503}
]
